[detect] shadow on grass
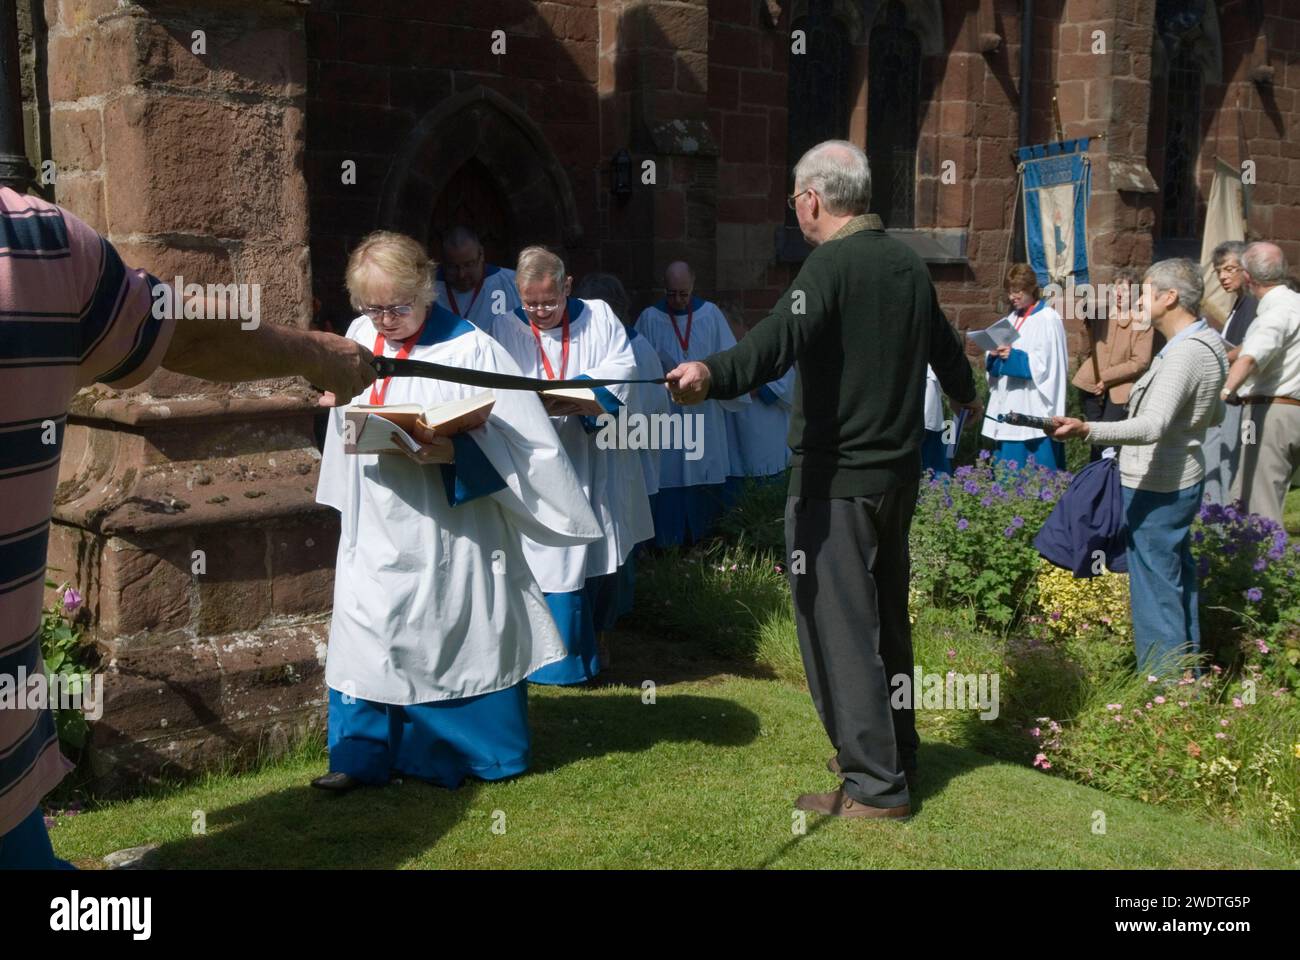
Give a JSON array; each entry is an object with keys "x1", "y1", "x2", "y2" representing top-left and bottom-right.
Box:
[
  {"x1": 754, "y1": 740, "x2": 997, "y2": 869},
  {"x1": 144, "y1": 688, "x2": 760, "y2": 868},
  {"x1": 527, "y1": 688, "x2": 762, "y2": 774}
]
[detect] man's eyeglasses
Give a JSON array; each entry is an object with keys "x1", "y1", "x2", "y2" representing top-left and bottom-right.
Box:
[
  {"x1": 522, "y1": 301, "x2": 562, "y2": 314},
  {"x1": 1217, "y1": 264, "x2": 1243, "y2": 275},
  {"x1": 787, "y1": 188, "x2": 813, "y2": 211},
  {"x1": 362, "y1": 303, "x2": 415, "y2": 320}
]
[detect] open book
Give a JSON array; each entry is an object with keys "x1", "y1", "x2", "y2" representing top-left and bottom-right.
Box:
[
  {"x1": 966, "y1": 316, "x2": 1021, "y2": 353},
  {"x1": 342, "y1": 393, "x2": 495, "y2": 455},
  {"x1": 538, "y1": 386, "x2": 607, "y2": 417}
]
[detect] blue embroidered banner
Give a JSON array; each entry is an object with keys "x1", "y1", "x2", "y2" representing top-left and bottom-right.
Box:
[{"x1": 1017, "y1": 137, "x2": 1092, "y2": 288}]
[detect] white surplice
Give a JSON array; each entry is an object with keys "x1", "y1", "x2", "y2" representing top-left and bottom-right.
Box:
[
  {"x1": 635, "y1": 298, "x2": 748, "y2": 487},
  {"x1": 490, "y1": 297, "x2": 650, "y2": 591},
  {"x1": 980, "y1": 301, "x2": 1069, "y2": 443},
  {"x1": 316, "y1": 306, "x2": 601, "y2": 704},
  {"x1": 625, "y1": 327, "x2": 671, "y2": 496},
  {"x1": 435, "y1": 264, "x2": 521, "y2": 332},
  {"x1": 726, "y1": 366, "x2": 795, "y2": 478}
]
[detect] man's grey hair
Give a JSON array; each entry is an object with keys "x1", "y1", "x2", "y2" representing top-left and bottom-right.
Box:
[
  {"x1": 1144, "y1": 258, "x2": 1203, "y2": 315},
  {"x1": 1242, "y1": 242, "x2": 1288, "y2": 285},
  {"x1": 574, "y1": 272, "x2": 630, "y2": 323},
  {"x1": 793, "y1": 140, "x2": 872, "y2": 216},
  {"x1": 516, "y1": 245, "x2": 566, "y2": 289},
  {"x1": 1211, "y1": 239, "x2": 1246, "y2": 268}
]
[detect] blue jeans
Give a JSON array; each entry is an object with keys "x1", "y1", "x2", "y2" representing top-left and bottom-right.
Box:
[{"x1": 1123, "y1": 481, "x2": 1203, "y2": 673}]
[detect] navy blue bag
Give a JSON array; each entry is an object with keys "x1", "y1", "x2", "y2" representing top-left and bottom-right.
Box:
[{"x1": 1033, "y1": 456, "x2": 1128, "y2": 577}]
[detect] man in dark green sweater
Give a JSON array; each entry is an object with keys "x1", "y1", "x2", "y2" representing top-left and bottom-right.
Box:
[{"x1": 667, "y1": 140, "x2": 979, "y2": 819}]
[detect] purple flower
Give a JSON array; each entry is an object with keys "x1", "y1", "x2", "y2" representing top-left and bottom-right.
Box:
[
  {"x1": 955, "y1": 465, "x2": 974, "y2": 479},
  {"x1": 1039, "y1": 488, "x2": 1054, "y2": 502},
  {"x1": 956, "y1": 518, "x2": 969, "y2": 531},
  {"x1": 1015, "y1": 485, "x2": 1027, "y2": 497},
  {"x1": 978, "y1": 449, "x2": 991, "y2": 461},
  {"x1": 61, "y1": 588, "x2": 82, "y2": 615},
  {"x1": 943, "y1": 495, "x2": 954, "y2": 508},
  {"x1": 980, "y1": 495, "x2": 994, "y2": 507},
  {"x1": 1007, "y1": 460, "x2": 1020, "y2": 471},
  {"x1": 1011, "y1": 515, "x2": 1024, "y2": 528},
  {"x1": 1252, "y1": 557, "x2": 1267, "y2": 572},
  {"x1": 963, "y1": 480, "x2": 979, "y2": 495},
  {"x1": 1003, "y1": 526, "x2": 1016, "y2": 538},
  {"x1": 1245, "y1": 587, "x2": 1263, "y2": 603}
]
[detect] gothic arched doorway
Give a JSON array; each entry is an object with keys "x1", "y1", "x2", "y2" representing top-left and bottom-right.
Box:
[
  {"x1": 430, "y1": 159, "x2": 514, "y2": 265},
  {"x1": 379, "y1": 86, "x2": 582, "y2": 261}
]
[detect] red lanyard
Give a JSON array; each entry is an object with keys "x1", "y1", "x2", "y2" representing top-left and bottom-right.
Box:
[
  {"x1": 1013, "y1": 301, "x2": 1038, "y2": 332},
  {"x1": 446, "y1": 275, "x2": 484, "y2": 318},
  {"x1": 670, "y1": 304, "x2": 693, "y2": 352},
  {"x1": 529, "y1": 306, "x2": 570, "y2": 380},
  {"x1": 368, "y1": 321, "x2": 426, "y2": 405}
]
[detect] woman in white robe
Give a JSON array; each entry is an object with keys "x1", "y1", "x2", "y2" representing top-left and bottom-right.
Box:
[
  {"x1": 313, "y1": 232, "x2": 600, "y2": 792},
  {"x1": 980, "y1": 263, "x2": 1069, "y2": 470}
]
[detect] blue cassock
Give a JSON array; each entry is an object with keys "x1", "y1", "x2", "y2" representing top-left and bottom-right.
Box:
[
  {"x1": 1033, "y1": 456, "x2": 1129, "y2": 577},
  {"x1": 327, "y1": 308, "x2": 533, "y2": 789}
]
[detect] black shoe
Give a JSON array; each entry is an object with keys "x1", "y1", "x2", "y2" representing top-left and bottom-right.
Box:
[{"x1": 311, "y1": 771, "x2": 361, "y2": 793}]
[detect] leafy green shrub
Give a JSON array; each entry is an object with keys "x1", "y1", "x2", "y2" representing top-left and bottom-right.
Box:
[{"x1": 910, "y1": 454, "x2": 1074, "y2": 629}]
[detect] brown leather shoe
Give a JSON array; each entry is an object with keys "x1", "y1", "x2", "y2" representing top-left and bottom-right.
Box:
[
  {"x1": 827, "y1": 755, "x2": 920, "y2": 788},
  {"x1": 796, "y1": 787, "x2": 910, "y2": 819}
]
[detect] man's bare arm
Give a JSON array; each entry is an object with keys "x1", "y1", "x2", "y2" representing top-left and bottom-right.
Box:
[{"x1": 161, "y1": 303, "x2": 375, "y2": 402}]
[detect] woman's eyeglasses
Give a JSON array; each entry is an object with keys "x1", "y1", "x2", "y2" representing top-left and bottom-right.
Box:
[{"x1": 362, "y1": 303, "x2": 415, "y2": 320}]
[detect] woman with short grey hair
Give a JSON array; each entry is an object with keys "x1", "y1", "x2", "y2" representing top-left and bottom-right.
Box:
[{"x1": 1053, "y1": 258, "x2": 1227, "y2": 674}]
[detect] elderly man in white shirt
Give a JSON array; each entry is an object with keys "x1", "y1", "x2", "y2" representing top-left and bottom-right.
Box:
[{"x1": 1221, "y1": 241, "x2": 1300, "y2": 525}]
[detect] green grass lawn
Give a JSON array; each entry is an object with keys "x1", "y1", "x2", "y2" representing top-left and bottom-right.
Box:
[
  {"x1": 49, "y1": 637, "x2": 1297, "y2": 869},
  {"x1": 1285, "y1": 485, "x2": 1300, "y2": 535}
]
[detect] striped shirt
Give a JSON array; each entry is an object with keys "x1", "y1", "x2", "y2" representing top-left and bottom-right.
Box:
[{"x1": 0, "y1": 187, "x2": 174, "y2": 837}]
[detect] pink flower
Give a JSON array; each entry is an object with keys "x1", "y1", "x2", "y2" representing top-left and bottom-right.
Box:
[
  {"x1": 1105, "y1": 703, "x2": 1122, "y2": 711},
  {"x1": 1145, "y1": 702, "x2": 1153, "y2": 710},
  {"x1": 1211, "y1": 664, "x2": 1223, "y2": 674},
  {"x1": 1219, "y1": 719, "x2": 1230, "y2": 727},
  {"x1": 1232, "y1": 697, "x2": 1244, "y2": 709},
  {"x1": 1178, "y1": 701, "x2": 1189, "y2": 708},
  {"x1": 1154, "y1": 696, "x2": 1166, "y2": 704},
  {"x1": 1215, "y1": 732, "x2": 1227, "y2": 740},
  {"x1": 1147, "y1": 675, "x2": 1159, "y2": 683},
  {"x1": 946, "y1": 648, "x2": 957, "y2": 660},
  {"x1": 1029, "y1": 727, "x2": 1041, "y2": 737},
  {"x1": 1255, "y1": 639, "x2": 1270, "y2": 654},
  {"x1": 61, "y1": 587, "x2": 82, "y2": 614},
  {"x1": 1033, "y1": 753, "x2": 1051, "y2": 769}
]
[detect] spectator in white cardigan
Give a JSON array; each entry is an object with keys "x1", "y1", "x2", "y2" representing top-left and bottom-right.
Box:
[
  {"x1": 1220, "y1": 242, "x2": 1300, "y2": 526},
  {"x1": 1052, "y1": 258, "x2": 1227, "y2": 674}
]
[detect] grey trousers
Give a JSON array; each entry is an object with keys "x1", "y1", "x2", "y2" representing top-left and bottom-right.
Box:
[
  {"x1": 784, "y1": 482, "x2": 918, "y2": 809},
  {"x1": 1232, "y1": 402, "x2": 1300, "y2": 525}
]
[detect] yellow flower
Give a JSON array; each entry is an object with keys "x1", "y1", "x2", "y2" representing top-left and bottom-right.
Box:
[{"x1": 1293, "y1": 743, "x2": 1300, "y2": 759}]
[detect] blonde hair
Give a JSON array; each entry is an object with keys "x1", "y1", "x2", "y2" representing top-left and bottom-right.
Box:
[
  {"x1": 345, "y1": 231, "x2": 434, "y2": 309},
  {"x1": 516, "y1": 245, "x2": 566, "y2": 289}
]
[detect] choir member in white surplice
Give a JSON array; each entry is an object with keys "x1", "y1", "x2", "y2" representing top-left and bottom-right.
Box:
[
  {"x1": 312, "y1": 232, "x2": 600, "y2": 793},
  {"x1": 980, "y1": 263, "x2": 1069, "y2": 470},
  {"x1": 635, "y1": 262, "x2": 748, "y2": 546},
  {"x1": 491, "y1": 248, "x2": 651, "y2": 685},
  {"x1": 573, "y1": 273, "x2": 664, "y2": 657},
  {"x1": 723, "y1": 310, "x2": 794, "y2": 498},
  {"x1": 434, "y1": 225, "x2": 521, "y2": 332}
]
